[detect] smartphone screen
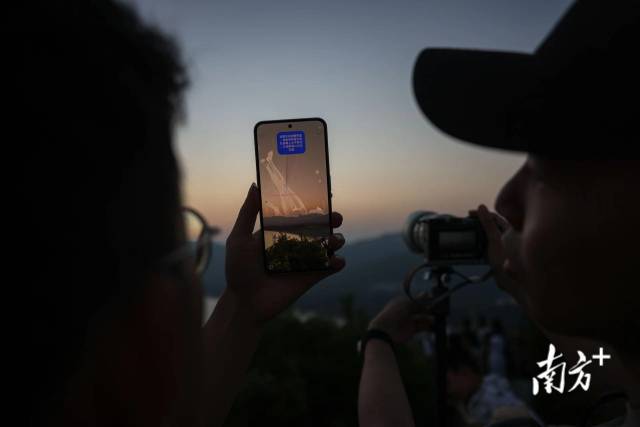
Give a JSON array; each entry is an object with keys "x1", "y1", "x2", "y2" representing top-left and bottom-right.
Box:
[{"x1": 254, "y1": 118, "x2": 332, "y2": 273}]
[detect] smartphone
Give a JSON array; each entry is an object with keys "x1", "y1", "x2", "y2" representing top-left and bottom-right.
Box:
[{"x1": 254, "y1": 118, "x2": 333, "y2": 273}]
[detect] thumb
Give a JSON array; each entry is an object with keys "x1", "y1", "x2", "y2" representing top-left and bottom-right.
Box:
[
  {"x1": 229, "y1": 183, "x2": 260, "y2": 240},
  {"x1": 477, "y1": 204, "x2": 502, "y2": 244}
]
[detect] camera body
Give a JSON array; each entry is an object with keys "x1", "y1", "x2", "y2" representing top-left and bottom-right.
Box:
[{"x1": 403, "y1": 211, "x2": 487, "y2": 266}]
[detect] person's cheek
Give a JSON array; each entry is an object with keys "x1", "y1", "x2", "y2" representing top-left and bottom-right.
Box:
[
  {"x1": 520, "y1": 223, "x2": 552, "y2": 324},
  {"x1": 519, "y1": 190, "x2": 578, "y2": 331}
]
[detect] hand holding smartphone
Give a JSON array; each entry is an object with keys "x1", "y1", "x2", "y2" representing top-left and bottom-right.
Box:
[{"x1": 254, "y1": 118, "x2": 333, "y2": 273}]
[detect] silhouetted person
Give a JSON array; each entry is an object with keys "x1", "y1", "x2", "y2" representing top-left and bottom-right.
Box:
[
  {"x1": 17, "y1": 2, "x2": 346, "y2": 426},
  {"x1": 475, "y1": 316, "x2": 491, "y2": 351},
  {"x1": 461, "y1": 317, "x2": 480, "y2": 352},
  {"x1": 358, "y1": 2, "x2": 639, "y2": 426},
  {"x1": 486, "y1": 319, "x2": 508, "y2": 377},
  {"x1": 447, "y1": 341, "x2": 528, "y2": 425}
]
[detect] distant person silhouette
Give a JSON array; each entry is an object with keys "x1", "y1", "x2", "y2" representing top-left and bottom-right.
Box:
[
  {"x1": 486, "y1": 319, "x2": 508, "y2": 378},
  {"x1": 358, "y1": 2, "x2": 639, "y2": 426},
  {"x1": 447, "y1": 340, "x2": 528, "y2": 425},
  {"x1": 17, "y1": 2, "x2": 345, "y2": 426},
  {"x1": 476, "y1": 315, "x2": 491, "y2": 352}
]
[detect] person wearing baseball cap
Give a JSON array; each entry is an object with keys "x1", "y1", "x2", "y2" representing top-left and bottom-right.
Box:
[{"x1": 358, "y1": 2, "x2": 639, "y2": 426}]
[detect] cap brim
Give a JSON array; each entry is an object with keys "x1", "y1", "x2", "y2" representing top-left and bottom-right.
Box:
[{"x1": 413, "y1": 48, "x2": 541, "y2": 153}]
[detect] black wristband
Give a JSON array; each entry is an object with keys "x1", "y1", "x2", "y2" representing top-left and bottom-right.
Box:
[{"x1": 358, "y1": 328, "x2": 395, "y2": 357}]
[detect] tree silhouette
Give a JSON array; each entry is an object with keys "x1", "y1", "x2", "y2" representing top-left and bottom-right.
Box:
[{"x1": 266, "y1": 232, "x2": 329, "y2": 271}]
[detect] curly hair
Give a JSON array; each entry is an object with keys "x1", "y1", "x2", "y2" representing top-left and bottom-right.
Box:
[{"x1": 10, "y1": 1, "x2": 189, "y2": 421}]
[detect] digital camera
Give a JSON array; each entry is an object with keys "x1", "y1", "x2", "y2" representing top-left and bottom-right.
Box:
[{"x1": 403, "y1": 211, "x2": 488, "y2": 266}]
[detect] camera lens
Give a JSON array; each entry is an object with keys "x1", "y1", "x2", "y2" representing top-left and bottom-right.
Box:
[{"x1": 288, "y1": 124, "x2": 292, "y2": 128}]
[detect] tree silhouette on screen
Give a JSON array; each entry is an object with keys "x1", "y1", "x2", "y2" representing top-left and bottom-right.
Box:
[{"x1": 266, "y1": 233, "x2": 329, "y2": 271}]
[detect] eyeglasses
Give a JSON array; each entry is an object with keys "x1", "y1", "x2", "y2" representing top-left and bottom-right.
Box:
[{"x1": 159, "y1": 207, "x2": 220, "y2": 277}]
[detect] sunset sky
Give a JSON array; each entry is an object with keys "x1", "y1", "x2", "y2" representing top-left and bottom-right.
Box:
[{"x1": 126, "y1": 0, "x2": 572, "y2": 241}]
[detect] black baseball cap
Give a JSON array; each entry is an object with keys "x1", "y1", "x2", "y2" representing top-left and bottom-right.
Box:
[{"x1": 412, "y1": 1, "x2": 640, "y2": 157}]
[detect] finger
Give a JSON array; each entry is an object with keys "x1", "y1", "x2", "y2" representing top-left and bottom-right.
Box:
[
  {"x1": 229, "y1": 184, "x2": 260, "y2": 240},
  {"x1": 248, "y1": 230, "x2": 264, "y2": 249},
  {"x1": 491, "y1": 212, "x2": 510, "y2": 233},
  {"x1": 472, "y1": 208, "x2": 508, "y2": 233},
  {"x1": 315, "y1": 255, "x2": 346, "y2": 278},
  {"x1": 478, "y1": 205, "x2": 508, "y2": 271},
  {"x1": 477, "y1": 204, "x2": 502, "y2": 248},
  {"x1": 331, "y1": 212, "x2": 343, "y2": 228},
  {"x1": 327, "y1": 233, "x2": 345, "y2": 251}
]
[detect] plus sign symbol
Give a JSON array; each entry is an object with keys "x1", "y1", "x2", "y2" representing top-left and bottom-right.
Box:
[{"x1": 592, "y1": 347, "x2": 611, "y2": 367}]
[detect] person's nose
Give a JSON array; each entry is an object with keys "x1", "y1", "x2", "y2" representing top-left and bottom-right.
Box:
[{"x1": 495, "y1": 162, "x2": 527, "y2": 232}]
